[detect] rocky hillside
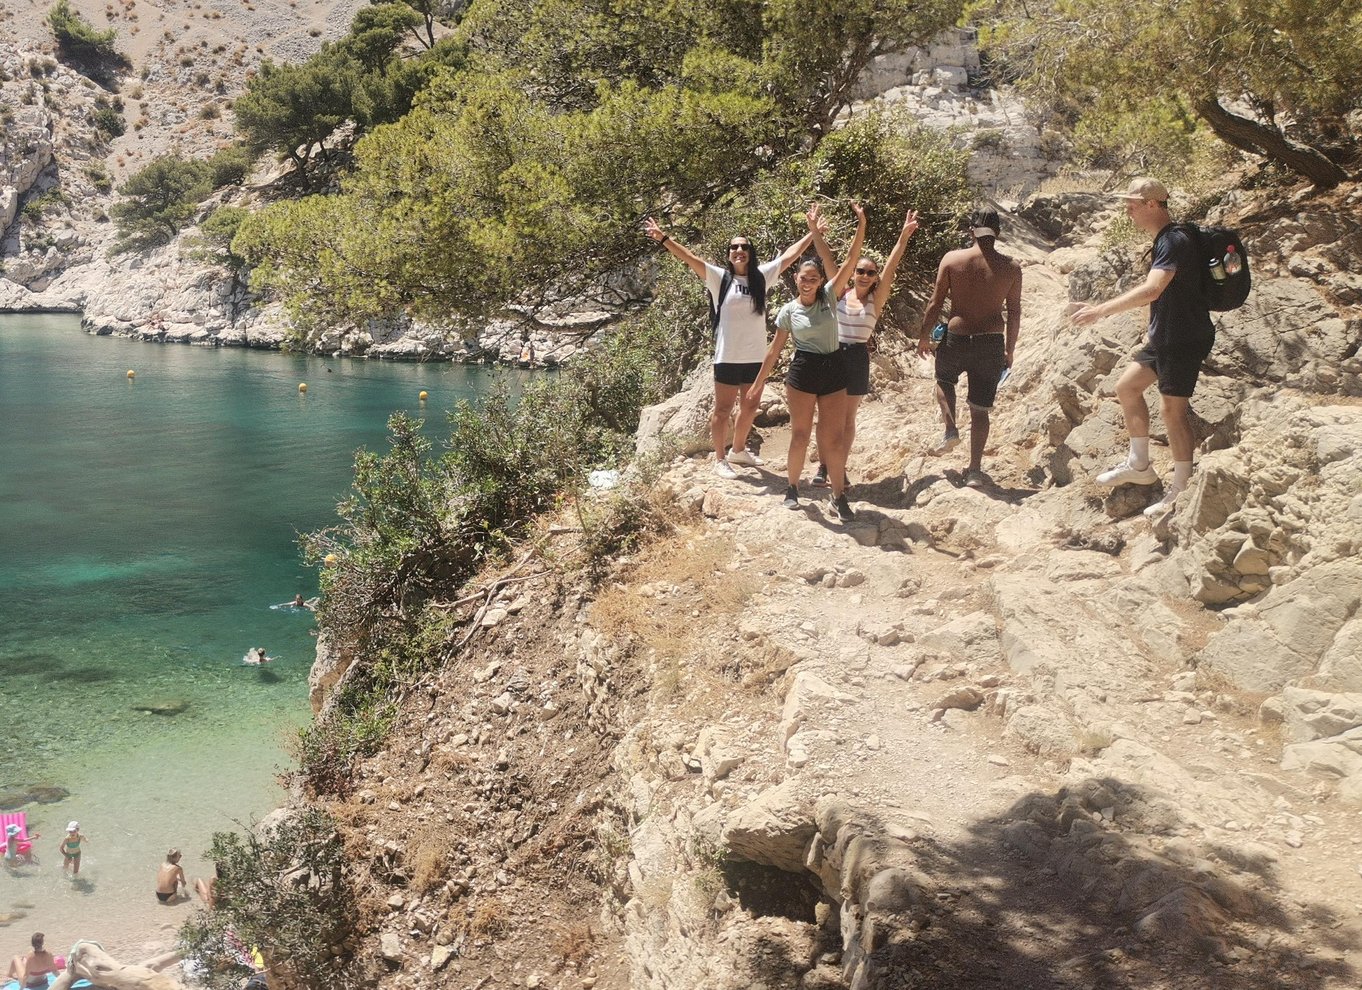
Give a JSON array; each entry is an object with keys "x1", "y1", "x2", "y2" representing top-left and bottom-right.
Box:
[{"x1": 298, "y1": 181, "x2": 1362, "y2": 989}]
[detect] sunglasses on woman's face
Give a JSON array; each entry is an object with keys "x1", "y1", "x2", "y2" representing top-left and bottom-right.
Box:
[
  {"x1": 855, "y1": 267, "x2": 878, "y2": 276},
  {"x1": 729, "y1": 243, "x2": 751, "y2": 252}
]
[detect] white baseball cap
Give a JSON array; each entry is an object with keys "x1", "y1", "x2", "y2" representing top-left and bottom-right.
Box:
[{"x1": 66, "y1": 821, "x2": 79, "y2": 832}]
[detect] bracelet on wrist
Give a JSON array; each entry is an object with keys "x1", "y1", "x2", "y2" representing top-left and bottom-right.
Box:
[{"x1": 660, "y1": 235, "x2": 670, "y2": 244}]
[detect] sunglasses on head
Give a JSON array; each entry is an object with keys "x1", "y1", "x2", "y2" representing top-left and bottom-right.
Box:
[
  {"x1": 855, "y1": 267, "x2": 878, "y2": 276},
  {"x1": 728, "y1": 243, "x2": 751, "y2": 252}
]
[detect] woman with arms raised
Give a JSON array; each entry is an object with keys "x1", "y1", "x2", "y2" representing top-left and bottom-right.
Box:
[
  {"x1": 644, "y1": 216, "x2": 813, "y2": 478},
  {"x1": 749, "y1": 203, "x2": 865, "y2": 522},
  {"x1": 810, "y1": 207, "x2": 919, "y2": 487}
]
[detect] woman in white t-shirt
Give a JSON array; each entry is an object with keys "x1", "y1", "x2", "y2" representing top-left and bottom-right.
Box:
[
  {"x1": 644, "y1": 216, "x2": 813, "y2": 479},
  {"x1": 809, "y1": 207, "x2": 920, "y2": 487}
]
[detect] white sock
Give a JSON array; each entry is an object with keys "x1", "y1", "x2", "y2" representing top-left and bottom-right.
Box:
[
  {"x1": 1129, "y1": 437, "x2": 1150, "y2": 468},
  {"x1": 1172, "y1": 461, "x2": 1192, "y2": 491}
]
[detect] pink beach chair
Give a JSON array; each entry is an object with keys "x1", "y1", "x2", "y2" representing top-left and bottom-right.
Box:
[{"x1": 1, "y1": 810, "x2": 38, "y2": 863}]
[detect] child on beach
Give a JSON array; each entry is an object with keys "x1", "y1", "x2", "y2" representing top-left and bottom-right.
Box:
[{"x1": 60, "y1": 822, "x2": 85, "y2": 874}]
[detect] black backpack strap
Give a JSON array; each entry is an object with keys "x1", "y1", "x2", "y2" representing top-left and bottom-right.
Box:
[{"x1": 709, "y1": 271, "x2": 733, "y2": 331}]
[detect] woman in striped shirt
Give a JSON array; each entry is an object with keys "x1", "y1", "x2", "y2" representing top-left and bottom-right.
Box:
[{"x1": 811, "y1": 207, "x2": 919, "y2": 486}]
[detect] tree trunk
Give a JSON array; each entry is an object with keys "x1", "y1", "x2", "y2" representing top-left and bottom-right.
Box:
[
  {"x1": 1195, "y1": 96, "x2": 1349, "y2": 189},
  {"x1": 49, "y1": 942, "x2": 184, "y2": 990}
]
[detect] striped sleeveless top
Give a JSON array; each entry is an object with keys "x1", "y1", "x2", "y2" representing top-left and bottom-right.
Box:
[{"x1": 835, "y1": 294, "x2": 878, "y2": 344}]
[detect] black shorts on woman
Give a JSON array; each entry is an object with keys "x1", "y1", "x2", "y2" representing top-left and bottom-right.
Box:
[
  {"x1": 786, "y1": 348, "x2": 847, "y2": 396},
  {"x1": 840, "y1": 342, "x2": 870, "y2": 396}
]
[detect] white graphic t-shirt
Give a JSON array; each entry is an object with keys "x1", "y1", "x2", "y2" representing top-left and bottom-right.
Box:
[{"x1": 704, "y1": 259, "x2": 781, "y2": 365}]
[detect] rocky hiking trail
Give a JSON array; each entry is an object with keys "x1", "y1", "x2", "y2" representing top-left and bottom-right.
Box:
[{"x1": 316, "y1": 192, "x2": 1362, "y2": 990}]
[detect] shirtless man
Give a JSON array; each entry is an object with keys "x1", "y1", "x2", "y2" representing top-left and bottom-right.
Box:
[
  {"x1": 918, "y1": 209, "x2": 1022, "y2": 487},
  {"x1": 156, "y1": 849, "x2": 188, "y2": 903}
]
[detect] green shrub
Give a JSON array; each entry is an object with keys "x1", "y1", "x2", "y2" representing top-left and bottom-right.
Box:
[
  {"x1": 91, "y1": 102, "x2": 125, "y2": 138},
  {"x1": 206, "y1": 144, "x2": 254, "y2": 187},
  {"x1": 109, "y1": 154, "x2": 211, "y2": 253},
  {"x1": 179, "y1": 806, "x2": 353, "y2": 990},
  {"x1": 48, "y1": 0, "x2": 121, "y2": 62}
]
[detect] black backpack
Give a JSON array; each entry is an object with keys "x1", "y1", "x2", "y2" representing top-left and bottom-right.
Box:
[
  {"x1": 1174, "y1": 223, "x2": 1251, "y2": 311},
  {"x1": 707, "y1": 271, "x2": 733, "y2": 331}
]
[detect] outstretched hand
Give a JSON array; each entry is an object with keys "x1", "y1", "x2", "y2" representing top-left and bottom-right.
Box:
[
  {"x1": 1071, "y1": 305, "x2": 1102, "y2": 326},
  {"x1": 806, "y1": 204, "x2": 828, "y2": 236},
  {"x1": 903, "y1": 209, "x2": 919, "y2": 237},
  {"x1": 851, "y1": 202, "x2": 866, "y2": 223},
  {"x1": 643, "y1": 217, "x2": 665, "y2": 242}
]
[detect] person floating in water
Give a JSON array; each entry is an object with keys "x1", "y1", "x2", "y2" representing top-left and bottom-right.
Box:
[
  {"x1": 292, "y1": 593, "x2": 305, "y2": 608},
  {"x1": 60, "y1": 822, "x2": 85, "y2": 874},
  {"x1": 243, "y1": 647, "x2": 271, "y2": 665}
]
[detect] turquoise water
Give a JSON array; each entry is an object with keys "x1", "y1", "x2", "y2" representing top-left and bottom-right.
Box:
[{"x1": 0, "y1": 314, "x2": 503, "y2": 954}]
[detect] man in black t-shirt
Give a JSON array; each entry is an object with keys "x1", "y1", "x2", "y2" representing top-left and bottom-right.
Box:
[{"x1": 1072, "y1": 177, "x2": 1214, "y2": 518}]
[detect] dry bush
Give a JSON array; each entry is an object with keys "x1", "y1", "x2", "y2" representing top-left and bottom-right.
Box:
[
  {"x1": 591, "y1": 530, "x2": 755, "y2": 654},
  {"x1": 468, "y1": 898, "x2": 509, "y2": 939},
  {"x1": 550, "y1": 922, "x2": 595, "y2": 966},
  {"x1": 407, "y1": 821, "x2": 457, "y2": 894}
]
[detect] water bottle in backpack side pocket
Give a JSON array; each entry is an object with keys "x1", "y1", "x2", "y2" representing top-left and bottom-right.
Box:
[
  {"x1": 1223, "y1": 245, "x2": 1242, "y2": 276},
  {"x1": 1208, "y1": 255, "x2": 1227, "y2": 282},
  {"x1": 930, "y1": 321, "x2": 947, "y2": 349}
]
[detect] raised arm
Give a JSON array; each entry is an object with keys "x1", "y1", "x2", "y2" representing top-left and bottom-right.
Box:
[
  {"x1": 807, "y1": 204, "x2": 840, "y2": 292},
  {"x1": 871, "y1": 209, "x2": 919, "y2": 312},
  {"x1": 775, "y1": 228, "x2": 815, "y2": 273},
  {"x1": 643, "y1": 217, "x2": 708, "y2": 280},
  {"x1": 829, "y1": 203, "x2": 867, "y2": 292},
  {"x1": 918, "y1": 257, "x2": 951, "y2": 356}
]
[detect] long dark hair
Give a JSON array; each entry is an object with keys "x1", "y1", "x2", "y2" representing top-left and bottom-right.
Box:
[{"x1": 724, "y1": 234, "x2": 765, "y2": 314}]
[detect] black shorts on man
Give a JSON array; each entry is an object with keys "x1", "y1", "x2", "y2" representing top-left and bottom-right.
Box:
[
  {"x1": 786, "y1": 349, "x2": 847, "y2": 397},
  {"x1": 840, "y1": 342, "x2": 870, "y2": 397},
  {"x1": 713, "y1": 361, "x2": 763, "y2": 386},
  {"x1": 1133, "y1": 342, "x2": 1212, "y2": 398},
  {"x1": 935, "y1": 332, "x2": 1007, "y2": 409}
]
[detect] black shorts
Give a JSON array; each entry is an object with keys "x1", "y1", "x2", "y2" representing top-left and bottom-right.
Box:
[
  {"x1": 786, "y1": 349, "x2": 847, "y2": 397},
  {"x1": 840, "y1": 342, "x2": 870, "y2": 396},
  {"x1": 713, "y1": 362, "x2": 762, "y2": 387},
  {"x1": 1133, "y1": 342, "x2": 1213, "y2": 398},
  {"x1": 157, "y1": 891, "x2": 174, "y2": 903},
  {"x1": 935, "y1": 332, "x2": 1007, "y2": 409}
]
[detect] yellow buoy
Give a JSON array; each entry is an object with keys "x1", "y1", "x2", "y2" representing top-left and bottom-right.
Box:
[
  {"x1": 298, "y1": 382, "x2": 308, "y2": 393},
  {"x1": 323, "y1": 553, "x2": 338, "y2": 567},
  {"x1": 127, "y1": 370, "x2": 136, "y2": 379},
  {"x1": 418, "y1": 390, "x2": 428, "y2": 401}
]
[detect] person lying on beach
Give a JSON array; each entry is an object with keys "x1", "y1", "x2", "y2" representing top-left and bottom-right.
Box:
[{"x1": 156, "y1": 849, "x2": 189, "y2": 904}]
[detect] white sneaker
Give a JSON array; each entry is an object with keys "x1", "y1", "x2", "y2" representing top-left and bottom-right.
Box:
[
  {"x1": 1143, "y1": 487, "x2": 1183, "y2": 518},
  {"x1": 713, "y1": 459, "x2": 738, "y2": 480},
  {"x1": 1096, "y1": 458, "x2": 1158, "y2": 486},
  {"x1": 931, "y1": 431, "x2": 960, "y2": 456},
  {"x1": 727, "y1": 448, "x2": 763, "y2": 467}
]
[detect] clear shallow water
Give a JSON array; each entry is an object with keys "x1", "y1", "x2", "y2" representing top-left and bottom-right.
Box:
[{"x1": 0, "y1": 314, "x2": 501, "y2": 955}]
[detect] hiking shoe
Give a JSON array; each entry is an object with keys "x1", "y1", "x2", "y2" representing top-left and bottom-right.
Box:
[
  {"x1": 727, "y1": 447, "x2": 763, "y2": 467},
  {"x1": 931, "y1": 431, "x2": 960, "y2": 456},
  {"x1": 833, "y1": 493, "x2": 855, "y2": 523},
  {"x1": 1142, "y1": 487, "x2": 1183, "y2": 518},
  {"x1": 1096, "y1": 458, "x2": 1158, "y2": 487},
  {"x1": 811, "y1": 463, "x2": 830, "y2": 487},
  {"x1": 713, "y1": 459, "x2": 738, "y2": 480},
  {"x1": 964, "y1": 469, "x2": 988, "y2": 489},
  {"x1": 782, "y1": 485, "x2": 800, "y2": 509}
]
